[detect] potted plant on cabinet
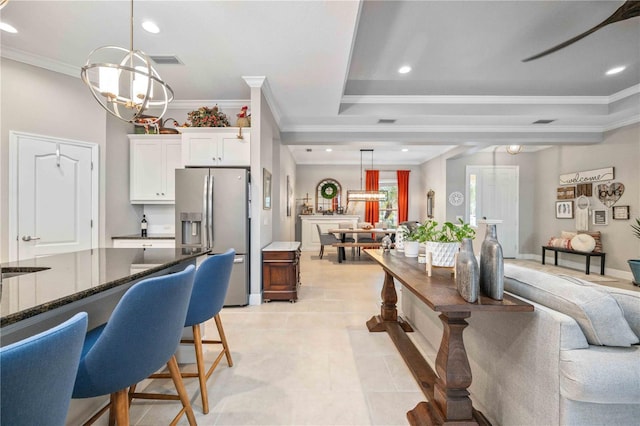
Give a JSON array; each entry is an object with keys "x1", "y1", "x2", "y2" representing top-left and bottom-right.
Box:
[
  {"x1": 421, "y1": 219, "x2": 476, "y2": 267},
  {"x1": 630, "y1": 218, "x2": 640, "y2": 285}
]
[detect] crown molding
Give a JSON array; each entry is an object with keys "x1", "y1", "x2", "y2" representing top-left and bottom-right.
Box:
[
  {"x1": 242, "y1": 76, "x2": 283, "y2": 128},
  {"x1": 341, "y1": 94, "x2": 612, "y2": 105},
  {"x1": 1, "y1": 46, "x2": 80, "y2": 78},
  {"x1": 609, "y1": 84, "x2": 640, "y2": 103},
  {"x1": 242, "y1": 76, "x2": 266, "y2": 88},
  {"x1": 603, "y1": 115, "x2": 640, "y2": 132},
  {"x1": 168, "y1": 100, "x2": 250, "y2": 111},
  {"x1": 283, "y1": 124, "x2": 604, "y2": 133}
]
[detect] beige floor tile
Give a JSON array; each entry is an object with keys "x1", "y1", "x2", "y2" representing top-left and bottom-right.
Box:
[{"x1": 132, "y1": 251, "x2": 423, "y2": 426}]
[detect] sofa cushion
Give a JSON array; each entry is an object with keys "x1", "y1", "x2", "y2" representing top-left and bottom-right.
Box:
[
  {"x1": 556, "y1": 275, "x2": 640, "y2": 338},
  {"x1": 504, "y1": 264, "x2": 639, "y2": 346},
  {"x1": 560, "y1": 345, "x2": 640, "y2": 404}
]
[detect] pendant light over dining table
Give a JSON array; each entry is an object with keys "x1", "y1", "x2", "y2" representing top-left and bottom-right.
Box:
[
  {"x1": 80, "y1": 0, "x2": 173, "y2": 123},
  {"x1": 346, "y1": 149, "x2": 388, "y2": 202}
]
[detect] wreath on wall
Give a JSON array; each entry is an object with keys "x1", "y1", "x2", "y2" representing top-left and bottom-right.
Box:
[{"x1": 320, "y1": 182, "x2": 338, "y2": 199}]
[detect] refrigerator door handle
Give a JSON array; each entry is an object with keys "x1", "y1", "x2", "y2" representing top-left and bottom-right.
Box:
[
  {"x1": 208, "y1": 175, "x2": 214, "y2": 247},
  {"x1": 202, "y1": 175, "x2": 209, "y2": 248}
]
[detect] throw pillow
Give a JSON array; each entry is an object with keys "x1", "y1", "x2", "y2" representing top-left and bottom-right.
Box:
[
  {"x1": 561, "y1": 231, "x2": 577, "y2": 239},
  {"x1": 504, "y1": 264, "x2": 639, "y2": 346},
  {"x1": 570, "y1": 234, "x2": 596, "y2": 252},
  {"x1": 547, "y1": 237, "x2": 572, "y2": 249},
  {"x1": 578, "y1": 231, "x2": 602, "y2": 253}
]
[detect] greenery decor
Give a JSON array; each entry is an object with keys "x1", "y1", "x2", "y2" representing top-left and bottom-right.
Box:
[
  {"x1": 183, "y1": 105, "x2": 230, "y2": 127},
  {"x1": 417, "y1": 218, "x2": 475, "y2": 243},
  {"x1": 632, "y1": 218, "x2": 640, "y2": 240},
  {"x1": 320, "y1": 182, "x2": 338, "y2": 199}
]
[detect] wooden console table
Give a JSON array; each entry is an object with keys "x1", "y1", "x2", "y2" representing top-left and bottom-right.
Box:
[{"x1": 364, "y1": 249, "x2": 533, "y2": 425}]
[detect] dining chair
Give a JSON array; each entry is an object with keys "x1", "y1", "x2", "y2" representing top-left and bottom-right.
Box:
[
  {"x1": 316, "y1": 224, "x2": 340, "y2": 259},
  {"x1": 131, "y1": 249, "x2": 236, "y2": 414},
  {"x1": 72, "y1": 265, "x2": 197, "y2": 426},
  {"x1": 1, "y1": 312, "x2": 88, "y2": 426}
]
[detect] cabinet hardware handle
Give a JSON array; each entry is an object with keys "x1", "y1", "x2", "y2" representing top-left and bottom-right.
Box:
[{"x1": 142, "y1": 244, "x2": 152, "y2": 247}]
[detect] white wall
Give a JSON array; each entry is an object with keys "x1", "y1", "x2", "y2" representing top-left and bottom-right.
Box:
[{"x1": 0, "y1": 59, "x2": 107, "y2": 262}]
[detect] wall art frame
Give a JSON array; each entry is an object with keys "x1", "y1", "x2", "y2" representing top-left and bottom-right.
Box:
[
  {"x1": 593, "y1": 209, "x2": 608, "y2": 226},
  {"x1": 263, "y1": 168, "x2": 272, "y2": 210},
  {"x1": 612, "y1": 205, "x2": 630, "y2": 220},
  {"x1": 555, "y1": 201, "x2": 574, "y2": 219}
]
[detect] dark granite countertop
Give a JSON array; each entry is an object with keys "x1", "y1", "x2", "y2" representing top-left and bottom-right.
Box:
[
  {"x1": 112, "y1": 234, "x2": 175, "y2": 240},
  {"x1": 0, "y1": 248, "x2": 207, "y2": 327}
]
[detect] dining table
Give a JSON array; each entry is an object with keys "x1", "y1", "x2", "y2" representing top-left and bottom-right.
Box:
[{"x1": 327, "y1": 228, "x2": 397, "y2": 262}]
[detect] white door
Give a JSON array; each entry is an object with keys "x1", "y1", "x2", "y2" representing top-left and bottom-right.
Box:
[
  {"x1": 466, "y1": 166, "x2": 519, "y2": 258},
  {"x1": 10, "y1": 132, "x2": 98, "y2": 260}
]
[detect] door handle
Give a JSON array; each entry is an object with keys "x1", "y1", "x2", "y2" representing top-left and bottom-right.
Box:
[{"x1": 22, "y1": 235, "x2": 41, "y2": 242}]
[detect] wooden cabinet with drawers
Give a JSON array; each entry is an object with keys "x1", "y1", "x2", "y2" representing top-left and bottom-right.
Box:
[{"x1": 262, "y1": 242, "x2": 301, "y2": 302}]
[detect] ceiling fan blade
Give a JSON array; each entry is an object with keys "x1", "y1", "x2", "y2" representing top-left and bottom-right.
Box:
[{"x1": 522, "y1": 0, "x2": 640, "y2": 62}]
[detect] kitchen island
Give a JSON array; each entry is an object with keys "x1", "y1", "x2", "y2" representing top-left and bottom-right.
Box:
[{"x1": 1, "y1": 247, "x2": 207, "y2": 346}]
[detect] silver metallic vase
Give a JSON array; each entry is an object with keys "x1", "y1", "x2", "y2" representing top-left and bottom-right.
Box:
[
  {"x1": 480, "y1": 224, "x2": 504, "y2": 300},
  {"x1": 456, "y1": 238, "x2": 479, "y2": 303}
]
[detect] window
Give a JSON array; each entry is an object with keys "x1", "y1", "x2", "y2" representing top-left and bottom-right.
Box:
[
  {"x1": 469, "y1": 173, "x2": 477, "y2": 226},
  {"x1": 378, "y1": 179, "x2": 398, "y2": 226}
]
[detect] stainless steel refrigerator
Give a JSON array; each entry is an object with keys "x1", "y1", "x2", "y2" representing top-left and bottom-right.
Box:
[{"x1": 175, "y1": 167, "x2": 250, "y2": 306}]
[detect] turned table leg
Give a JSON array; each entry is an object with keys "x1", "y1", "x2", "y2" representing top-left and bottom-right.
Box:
[
  {"x1": 433, "y1": 311, "x2": 474, "y2": 422},
  {"x1": 367, "y1": 269, "x2": 412, "y2": 332}
]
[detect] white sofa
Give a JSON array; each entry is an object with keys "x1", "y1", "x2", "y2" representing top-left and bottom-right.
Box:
[{"x1": 401, "y1": 264, "x2": 640, "y2": 426}]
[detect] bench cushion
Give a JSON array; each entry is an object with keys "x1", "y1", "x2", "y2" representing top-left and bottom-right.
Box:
[{"x1": 504, "y1": 264, "x2": 639, "y2": 347}]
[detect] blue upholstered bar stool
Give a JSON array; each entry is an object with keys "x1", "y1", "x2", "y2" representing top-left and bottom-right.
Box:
[
  {"x1": 1, "y1": 312, "x2": 88, "y2": 426},
  {"x1": 133, "y1": 249, "x2": 235, "y2": 414},
  {"x1": 72, "y1": 265, "x2": 196, "y2": 426}
]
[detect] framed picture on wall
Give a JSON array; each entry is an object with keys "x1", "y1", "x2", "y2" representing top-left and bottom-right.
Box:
[
  {"x1": 593, "y1": 209, "x2": 608, "y2": 225},
  {"x1": 263, "y1": 168, "x2": 272, "y2": 210},
  {"x1": 612, "y1": 205, "x2": 629, "y2": 220},
  {"x1": 555, "y1": 201, "x2": 574, "y2": 219}
]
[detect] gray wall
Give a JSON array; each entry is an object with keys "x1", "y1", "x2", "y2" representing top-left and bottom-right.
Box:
[
  {"x1": 105, "y1": 116, "x2": 143, "y2": 244},
  {"x1": 421, "y1": 123, "x2": 639, "y2": 275},
  {"x1": 532, "y1": 124, "x2": 640, "y2": 272},
  {"x1": 0, "y1": 59, "x2": 107, "y2": 262},
  {"x1": 294, "y1": 164, "x2": 424, "y2": 223}
]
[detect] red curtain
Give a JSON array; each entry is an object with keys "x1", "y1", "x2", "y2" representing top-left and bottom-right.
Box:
[
  {"x1": 365, "y1": 170, "x2": 379, "y2": 225},
  {"x1": 397, "y1": 170, "x2": 410, "y2": 223}
]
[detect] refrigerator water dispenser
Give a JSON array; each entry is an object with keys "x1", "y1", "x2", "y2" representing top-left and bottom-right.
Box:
[{"x1": 180, "y1": 212, "x2": 202, "y2": 246}]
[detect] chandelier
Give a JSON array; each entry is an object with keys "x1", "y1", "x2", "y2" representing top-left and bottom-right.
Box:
[
  {"x1": 80, "y1": 0, "x2": 173, "y2": 123},
  {"x1": 347, "y1": 149, "x2": 388, "y2": 203}
]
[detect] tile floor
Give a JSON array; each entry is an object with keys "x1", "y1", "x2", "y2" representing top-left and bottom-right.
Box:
[{"x1": 119, "y1": 250, "x2": 424, "y2": 425}]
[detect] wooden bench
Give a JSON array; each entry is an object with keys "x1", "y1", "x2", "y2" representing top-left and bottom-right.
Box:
[
  {"x1": 332, "y1": 242, "x2": 394, "y2": 263},
  {"x1": 542, "y1": 246, "x2": 606, "y2": 275}
]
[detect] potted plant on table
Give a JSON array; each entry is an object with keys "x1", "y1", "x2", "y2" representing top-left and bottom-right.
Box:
[
  {"x1": 630, "y1": 218, "x2": 640, "y2": 285},
  {"x1": 398, "y1": 225, "x2": 421, "y2": 257},
  {"x1": 421, "y1": 219, "x2": 476, "y2": 267}
]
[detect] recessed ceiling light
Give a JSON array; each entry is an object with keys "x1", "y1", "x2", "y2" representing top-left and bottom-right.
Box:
[
  {"x1": 605, "y1": 66, "x2": 626, "y2": 76},
  {"x1": 142, "y1": 21, "x2": 160, "y2": 34},
  {"x1": 325, "y1": 148, "x2": 332, "y2": 152},
  {"x1": 401, "y1": 148, "x2": 409, "y2": 152},
  {"x1": 0, "y1": 22, "x2": 18, "y2": 33},
  {"x1": 398, "y1": 65, "x2": 412, "y2": 74}
]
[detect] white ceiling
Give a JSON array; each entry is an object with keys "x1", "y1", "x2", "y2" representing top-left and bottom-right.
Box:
[{"x1": 1, "y1": 0, "x2": 639, "y2": 165}]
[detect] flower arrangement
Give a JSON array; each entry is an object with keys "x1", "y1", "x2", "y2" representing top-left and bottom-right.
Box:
[{"x1": 183, "y1": 105, "x2": 230, "y2": 127}]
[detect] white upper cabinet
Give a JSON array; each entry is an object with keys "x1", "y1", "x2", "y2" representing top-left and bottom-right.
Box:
[
  {"x1": 129, "y1": 135, "x2": 181, "y2": 204},
  {"x1": 180, "y1": 127, "x2": 250, "y2": 166}
]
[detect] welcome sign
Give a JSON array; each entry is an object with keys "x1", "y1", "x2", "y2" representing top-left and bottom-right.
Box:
[{"x1": 559, "y1": 167, "x2": 614, "y2": 185}]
